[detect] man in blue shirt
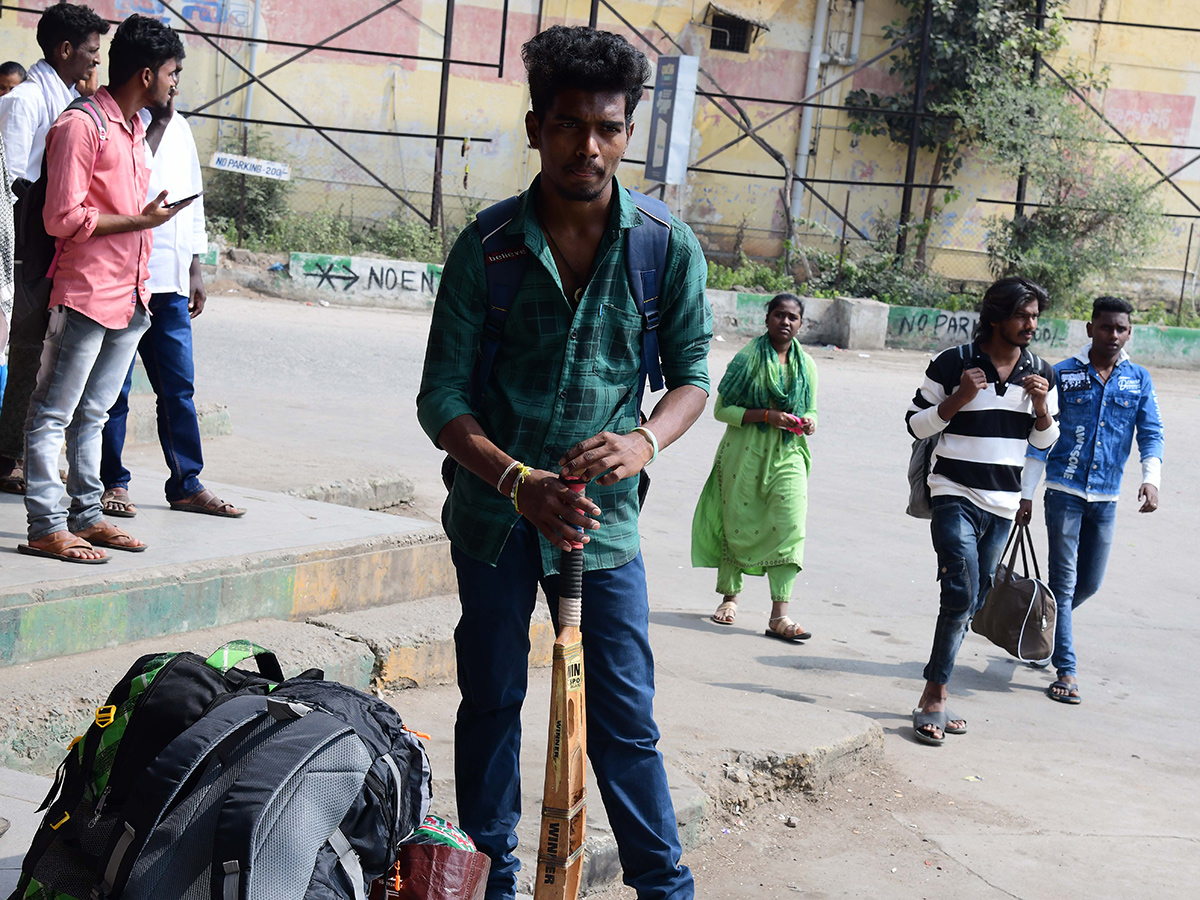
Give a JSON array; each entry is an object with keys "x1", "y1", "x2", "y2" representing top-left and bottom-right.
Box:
[{"x1": 1020, "y1": 296, "x2": 1164, "y2": 705}]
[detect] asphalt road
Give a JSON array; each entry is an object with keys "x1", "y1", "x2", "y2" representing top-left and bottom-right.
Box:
[{"x1": 122, "y1": 293, "x2": 1199, "y2": 896}]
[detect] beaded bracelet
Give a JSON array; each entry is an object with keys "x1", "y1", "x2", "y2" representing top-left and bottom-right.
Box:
[{"x1": 633, "y1": 426, "x2": 659, "y2": 465}]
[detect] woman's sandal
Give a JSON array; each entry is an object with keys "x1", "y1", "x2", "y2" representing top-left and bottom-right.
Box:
[
  {"x1": 101, "y1": 487, "x2": 138, "y2": 518},
  {"x1": 711, "y1": 599, "x2": 738, "y2": 626},
  {"x1": 765, "y1": 616, "x2": 812, "y2": 643}
]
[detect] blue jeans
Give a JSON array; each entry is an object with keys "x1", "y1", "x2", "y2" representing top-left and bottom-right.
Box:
[
  {"x1": 1044, "y1": 490, "x2": 1117, "y2": 678},
  {"x1": 923, "y1": 495, "x2": 1013, "y2": 685},
  {"x1": 24, "y1": 305, "x2": 150, "y2": 539},
  {"x1": 451, "y1": 520, "x2": 693, "y2": 900},
  {"x1": 100, "y1": 292, "x2": 204, "y2": 502}
]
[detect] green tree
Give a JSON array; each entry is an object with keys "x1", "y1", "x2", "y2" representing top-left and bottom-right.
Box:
[
  {"x1": 845, "y1": 0, "x2": 1066, "y2": 267},
  {"x1": 955, "y1": 75, "x2": 1166, "y2": 312},
  {"x1": 204, "y1": 130, "x2": 293, "y2": 243}
]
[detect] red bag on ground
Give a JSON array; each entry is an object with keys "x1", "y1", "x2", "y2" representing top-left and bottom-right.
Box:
[{"x1": 369, "y1": 844, "x2": 490, "y2": 900}]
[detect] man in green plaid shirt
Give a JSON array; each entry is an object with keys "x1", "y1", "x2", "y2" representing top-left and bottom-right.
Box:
[{"x1": 417, "y1": 25, "x2": 710, "y2": 900}]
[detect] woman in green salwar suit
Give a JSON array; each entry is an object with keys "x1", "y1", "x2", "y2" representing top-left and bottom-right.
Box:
[{"x1": 691, "y1": 294, "x2": 818, "y2": 642}]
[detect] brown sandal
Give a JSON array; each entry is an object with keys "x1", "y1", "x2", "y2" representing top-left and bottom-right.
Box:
[
  {"x1": 73, "y1": 521, "x2": 147, "y2": 552},
  {"x1": 101, "y1": 487, "x2": 138, "y2": 518},
  {"x1": 18, "y1": 531, "x2": 108, "y2": 564},
  {"x1": 169, "y1": 488, "x2": 245, "y2": 518}
]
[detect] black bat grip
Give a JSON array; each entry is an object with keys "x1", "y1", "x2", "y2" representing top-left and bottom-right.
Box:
[{"x1": 559, "y1": 477, "x2": 585, "y2": 628}]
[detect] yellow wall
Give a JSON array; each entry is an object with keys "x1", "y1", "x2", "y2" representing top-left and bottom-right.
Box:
[{"x1": 3, "y1": 0, "x2": 1197, "y2": 299}]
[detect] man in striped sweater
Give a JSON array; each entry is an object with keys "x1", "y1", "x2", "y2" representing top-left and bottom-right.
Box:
[{"x1": 905, "y1": 277, "x2": 1060, "y2": 745}]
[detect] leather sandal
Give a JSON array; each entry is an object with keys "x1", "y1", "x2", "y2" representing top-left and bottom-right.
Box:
[
  {"x1": 169, "y1": 487, "x2": 246, "y2": 518},
  {"x1": 101, "y1": 487, "x2": 138, "y2": 518},
  {"x1": 765, "y1": 616, "x2": 812, "y2": 642},
  {"x1": 73, "y1": 521, "x2": 147, "y2": 552},
  {"x1": 18, "y1": 531, "x2": 108, "y2": 564},
  {"x1": 711, "y1": 599, "x2": 738, "y2": 625}
]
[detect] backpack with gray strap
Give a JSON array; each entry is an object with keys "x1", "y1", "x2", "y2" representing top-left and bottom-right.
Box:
[{"x1": 10, "y1": 643, "x2": 431, "y2": 900}]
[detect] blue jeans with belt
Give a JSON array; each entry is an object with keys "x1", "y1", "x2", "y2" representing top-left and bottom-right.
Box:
[
  {"x1": 923, "y1": 494, "x2": 1013, "y2": 685},
  {"x1": 100, "y1": 292, "x2": 204, "y2": 502},
  {"x1": 1044, "y1": 489, "x2": 1117, "y2": 678},
  {"x1": 451, "y1": 520, "x2": 693, "y2": 900}
]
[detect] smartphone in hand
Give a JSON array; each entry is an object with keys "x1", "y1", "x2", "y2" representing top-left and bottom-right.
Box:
[{"x1": 163, "y1": 191, "x2": 202, "y2": 209}]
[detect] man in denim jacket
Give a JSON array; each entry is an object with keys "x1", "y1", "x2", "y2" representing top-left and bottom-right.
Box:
[{"x1": 1020, "y1": 296, "x2": 1164, "y2": 704}]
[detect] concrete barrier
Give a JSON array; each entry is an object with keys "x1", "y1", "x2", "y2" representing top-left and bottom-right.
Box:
[
  {"x1": 885, "y1": 304, "x2": 1200, "y2": 368},
  {"x1": 707, "y1": 290, "x2": 889, "y2": 349},
  {"x1": 287, "y1": 252, "x2": 443, "y2": 309}
]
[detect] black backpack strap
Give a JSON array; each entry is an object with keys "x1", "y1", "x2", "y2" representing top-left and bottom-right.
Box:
[
  {"x1": 210, "y1": 701, "x2": 362, "y2": 900},
  {"x1": 470, "y1": 196, "x2": 528, "y2": 412},
  {"x1": 64, "y1": 95, "x2": 108, "y2": 140},
  {"x1": 97, "y1": 695, "x2": 269, "y2": 898},
  {"x1": 626, "y1": 190, "x2": 672, "y2": 414}
]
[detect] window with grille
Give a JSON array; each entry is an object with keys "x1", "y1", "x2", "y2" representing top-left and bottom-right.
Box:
[{"x1": 709, "y1": 14, "x2": 752, "y2": 53}]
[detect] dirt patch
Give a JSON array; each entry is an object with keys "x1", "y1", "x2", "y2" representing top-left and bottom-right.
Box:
[{"x1": 584, "y1": 762, "x2": 1018, "y2": 899}]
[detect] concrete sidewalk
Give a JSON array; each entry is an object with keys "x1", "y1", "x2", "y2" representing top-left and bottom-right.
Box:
[{"x1": 0, "y1": 472, "x2": 453, "y2": 667}]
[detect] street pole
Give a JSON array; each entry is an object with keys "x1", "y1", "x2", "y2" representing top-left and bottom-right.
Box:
[
  {"x1": 589, "y1": 0, "x2": 599, "y2": 29},
  {"x1": 1179, "y1": 221, "x2": 1194, "y2": 326},
  {"x1": 1015, "y1": 0, "x2": 1047, "y2": 219},
  {"x1": 896, "y1": 0, "x2": 932, "y2": 260},
  {"x1": 432, "y1": 0, "x2": 456, "y2": 232}
]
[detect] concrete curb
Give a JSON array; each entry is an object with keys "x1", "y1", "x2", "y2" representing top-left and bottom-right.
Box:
[
  {"x1": 125, "y1": 397, "x2": 232, "y2": 445},
  {"x1": 0, "y1": 529, "x2": 454, "y2": 667},
  {"x1": 311, "y1": 594, "x2": 555, "y2": 691},
  {"x1": 288, "y1": 474, "x2": 416, "y2": 511}
]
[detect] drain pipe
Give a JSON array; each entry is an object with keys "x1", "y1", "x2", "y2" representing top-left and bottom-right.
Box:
[
  {"x1": 242, "y1": 0, "x2": 263, "y2": 124},
  {"x1": 790, "y1": 0, "x2": 831, "y2": 220},
  {"x1": 829, "y1": 0, "x2": 865, "y2": 66}
]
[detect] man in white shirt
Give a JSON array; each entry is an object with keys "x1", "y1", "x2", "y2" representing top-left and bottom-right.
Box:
[
  {"x1": 0, "y1": 3, "x2": 108, "y2": 494},
  {"x1": 98, "y1": 96, "x2": 244, "y2": 519}
]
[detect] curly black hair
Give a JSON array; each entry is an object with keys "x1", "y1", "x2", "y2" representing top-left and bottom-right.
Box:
[
  {"x1": 108, "y1": 14, "x2": 185, "y2": 88},
  {"x1": 522, "y1": 25, "x2": 651, "y2": 122},
  {"x1": 36, "y1": 3, "x2": 110, "y2": 56},
  {"x1": 974, "y1": 276, "x2": 1050, "y2": 341}
]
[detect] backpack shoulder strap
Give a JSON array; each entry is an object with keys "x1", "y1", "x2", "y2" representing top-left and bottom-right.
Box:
[
  {"x1": 211, "y1": 704, "x2": 365, "y2": 900},
  {"x1": 97, "y1": 695, "x2": 269, "y2": 897},
  {"x1": 627, "y1": 190, "x2": 672, "y2": 413},
  {"x1": 63, "y1": 95, "x2": 108, "y2": 144},
  {"x1": 471, "y1": 195, "x2": 528, "y2": 412}
]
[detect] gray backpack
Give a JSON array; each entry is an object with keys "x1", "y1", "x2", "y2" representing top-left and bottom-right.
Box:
[
  {"x1": 14, "y1": 661, "x2": 431, "y2": 900},
  {"x1": 905, "y1": 344, "x2": 972, "y2": 519}
]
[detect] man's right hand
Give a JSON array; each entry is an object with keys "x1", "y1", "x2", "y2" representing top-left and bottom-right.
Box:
[
  {"x1": 516, "y1": 470, "x2": 601, "y2": 552},
  {"x1": 141, "y1": 189, "x2": 190, "y2": 228},
  {"x1": 1016, "y1": 498, "x2": 1033, "y2": 526},
  {"x1": 956, "y1": 367, "x2": 988, "y2": 403}
]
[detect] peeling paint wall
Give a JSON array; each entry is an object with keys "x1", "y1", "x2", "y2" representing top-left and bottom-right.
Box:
[{"x1": 2, "y1": 0, "x2": 1196, "y2": 294}]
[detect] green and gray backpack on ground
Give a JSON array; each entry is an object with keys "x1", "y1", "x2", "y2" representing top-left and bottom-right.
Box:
[{"x1": 10, "y1": 640, "x2": 431, "y2": 900}]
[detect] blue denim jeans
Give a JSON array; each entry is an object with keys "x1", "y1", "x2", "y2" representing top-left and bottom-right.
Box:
[
  {"x1": 923, "y1": 495, "x2": 1013, "y2": 685},
  {"x1": 1044, "y1": 489, "x2": 1117, "y2": 678},
  {"x1": 451, "y1": 520, "x2": 693, "y2": 900},
  {"x1": 101, "y1": 292, "x2": 204, "y2": 502},
  {"x1": 24, "y1": 304, "x2": 150, "y2": 539}
]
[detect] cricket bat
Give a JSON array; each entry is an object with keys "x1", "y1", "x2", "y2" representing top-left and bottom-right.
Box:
[{"x1": 534, "y1": 478, "x2": 587, "y2": 900}]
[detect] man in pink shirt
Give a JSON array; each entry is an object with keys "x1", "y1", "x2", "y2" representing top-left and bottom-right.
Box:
[{"x1": 20, "y1": 15, "x2": 192, "y2": 563}]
